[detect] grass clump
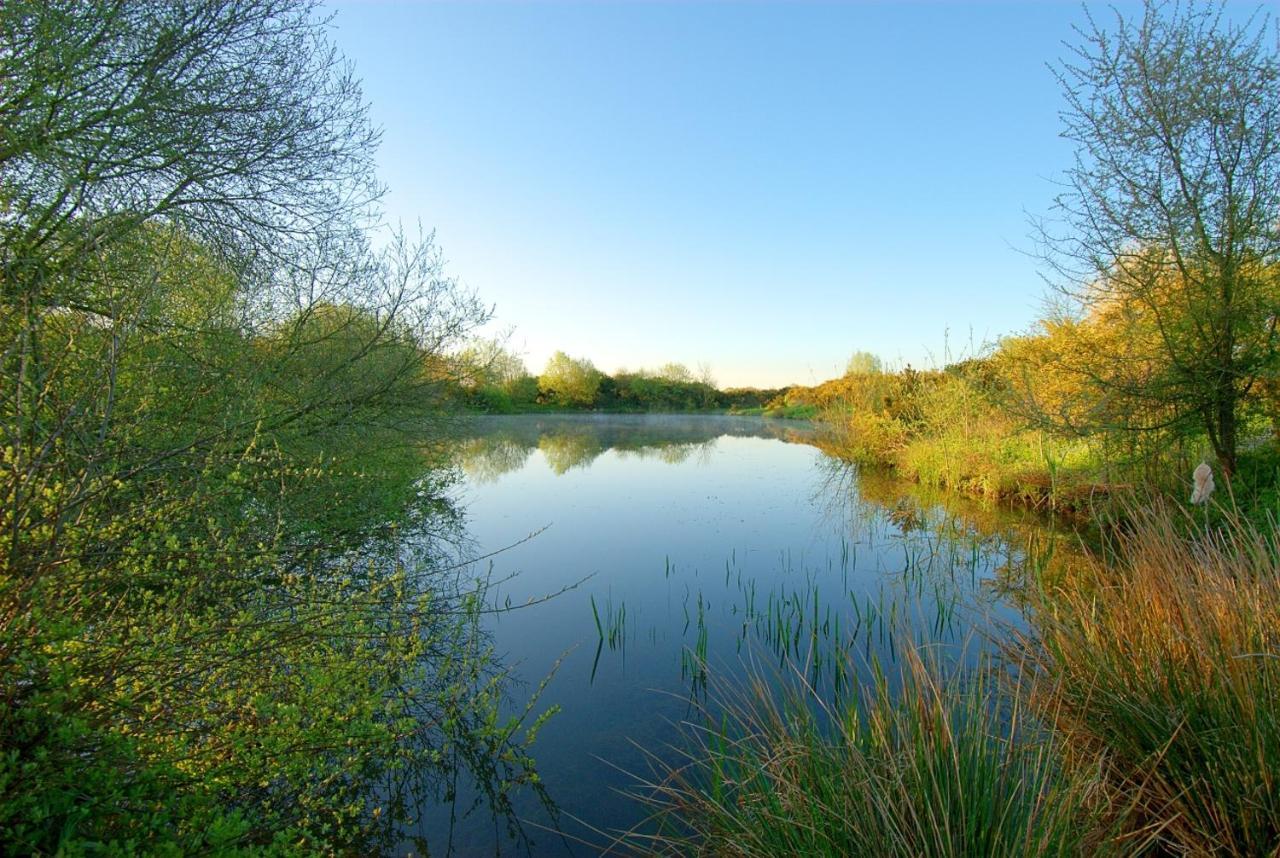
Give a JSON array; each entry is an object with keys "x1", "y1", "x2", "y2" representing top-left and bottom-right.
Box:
[
  {"x1": 809, "y1": 367, "x2": 1108, "y2": 509},
  {"x1": 763, "y1": 403, "x2": 818, "y2": 420},
  {"x1": 627, "y1": 648, "x2": 1095, "y2": 857},
  {"x1": 1021, "y1": 501, "x2": 1280, "y2": 856}
]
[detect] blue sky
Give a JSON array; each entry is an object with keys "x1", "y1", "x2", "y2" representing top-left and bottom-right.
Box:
[{"x1": 330, "y1": 1, "x2": 1136, "y2": 388}]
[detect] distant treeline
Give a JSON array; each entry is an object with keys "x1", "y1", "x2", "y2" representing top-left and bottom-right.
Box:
[{"x1": 452, "y1": 344, "x2": 791, "y2": 414}]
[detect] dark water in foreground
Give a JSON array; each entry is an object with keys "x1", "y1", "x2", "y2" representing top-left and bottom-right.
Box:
[{"x1": 409, "y1": 414, "x2": 1065, "y2": 855}]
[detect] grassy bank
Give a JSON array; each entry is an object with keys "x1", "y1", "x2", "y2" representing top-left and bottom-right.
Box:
[
  {"x1": 728, "y1": 403, "x2": 818, "y2": 419},
  {"x1": 628, "y1": 501, "x2": 1280, "y2": 856},
  {"x1": 788, "y1": 359, "x2": 1280, "y2": 518},
  {"x1": 630, "y1": 648, "x2": 1094, "y2": 857},
  {"x1": 793, "y1": 367, "x2": 1110, "y2": 510},
  {"x1": 1019, "y1": 501, "x2": 1280, "y2": 855}
]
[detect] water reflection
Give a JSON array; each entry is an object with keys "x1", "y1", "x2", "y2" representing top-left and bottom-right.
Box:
[
  {"x1": 455, "y1": 435, "x2": 534, "y2": 483},
  {"x1": 455, "y1": 414, "x2": 814, "y2": 481},
  {"x1": 425, "y1": 415, "x2": 1076, "y2": 855}
]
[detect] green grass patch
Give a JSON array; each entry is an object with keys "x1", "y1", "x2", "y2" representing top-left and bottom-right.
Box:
[
  {"x1": 627, "y1": 648, "x2": 1098, "y2": 857},
  {"x1": 762, "y1": 403, "x2": 818, "y2": 420}
]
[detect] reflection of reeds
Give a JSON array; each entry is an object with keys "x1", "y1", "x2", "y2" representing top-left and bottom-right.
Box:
[
  {"x1": 1019, "y1": 500, "x2": 1280, "y2": 855},
  {"x1": 591, "y1": 593, "x2": 627, "y2": 651},
  {"x1": 679, "y1": 598, "x2": 709, "y2": 697},
  {"x1": 611, "y1": 498, "x2": 1280, "y2": 855},
  {"x1": 623, "y1": 645, "x2": 1093, "y2": 857}
]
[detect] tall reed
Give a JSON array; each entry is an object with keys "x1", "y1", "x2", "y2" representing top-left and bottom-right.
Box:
[
  {"x1": 1019, "y1": 500, "x2": 1280, "y2": 855},
  {"x1": 623, "y1": 646, "x2": 1096, "y2": 857}
]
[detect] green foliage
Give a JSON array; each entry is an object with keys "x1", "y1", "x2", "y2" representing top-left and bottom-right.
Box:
[
  {"x1": 811, "y1": 357, "x2": 1117, "y2": 510},
  {"x1": 1230, "y1": 441, "x2": 1280, "y2": 529},
  {"x1": 762, "y1": 403, "x2": 817, "y2": 420},
  {"x1": 456, "y1": 338, "x2": 528, "y2": 388},
  {"x1": 454, "y1": 339, "x2": 539, "y2": 412},
  {"x1": 1034, "y1": 0, "x2": 1280, "y2": 475},
  {"x1": 845, "y1": 350, "x2": 884, "y2": 376},
  {"x1": 633, "y1": 648, "x2": 1095, "y2": 857},
  {"x1": 538, "y1": 351, "x2": 603, "y2": 407},
  {"x1": 506, "y1": 374, "x2": 541, "y2": 408},
  {"x1": 610, "y1": 369, "x2": 720, "y2": 412},
  {"x1": 0, "y1": 1, "x2": 549, "y2": 852},
  {"x1": 454, "y1": 353, "x2": 785, "y2": 415},
  {"x1": 656, "y1": 362, "x2": 695, "y2": 384},
  {"x1": 722, "y1": 387, "x2": 789, "y2": 412},
  {"x1": 474, "y1": 383, "x2": 518, "y2": 414},
  {"x1": 498, "y1": 356, "x2": 736, "y2": 413},
  {"x1": 0, "y1": 230, "x2": 549, "y2": 852}
]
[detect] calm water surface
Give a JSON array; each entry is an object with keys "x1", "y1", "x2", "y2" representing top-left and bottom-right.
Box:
[{"x1": 412, "y1": 414, "x2": 1063, "y2": 855}]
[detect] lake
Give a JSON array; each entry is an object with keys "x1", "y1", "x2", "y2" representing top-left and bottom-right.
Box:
[{"x1": 411, "y1": 414, "x2": 1065, "y2": 855}]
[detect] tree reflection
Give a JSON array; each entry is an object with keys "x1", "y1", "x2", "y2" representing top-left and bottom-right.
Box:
[
  {"x1": 810, "y1": 454, "x2": 1096, "y2": 608},
  {"x1": 456, "y1": 436, "x2": 534, "y2": 484},
  {"x1": 451, "y1": 414, "x2": 815, "y2": 479},
  {"x1": 539, "y1": 432, "x2": 606, "y2": 474}
]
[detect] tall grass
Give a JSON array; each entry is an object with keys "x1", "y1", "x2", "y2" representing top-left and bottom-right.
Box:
[
  {"x1": 620, "y1": 499, "x2": 1280, "y2": 856},
  {"x1": 817, "y1": 371, "x2": 1105, "y2": 509},
  {"x1": 1020, "y1": 500, "x2": 1280, "y2": 855},
  {"x1": 624, "y1": 647, "x2": 1096, "y2": 857}
]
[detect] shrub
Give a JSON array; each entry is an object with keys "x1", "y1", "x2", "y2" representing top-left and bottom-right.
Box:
[
  {"x1": 628, "y1": 648, "x2": 1097, "y2": 857},
  {"x1": 1020, "y1": 500, "x2": 1280, "y2": 855}
]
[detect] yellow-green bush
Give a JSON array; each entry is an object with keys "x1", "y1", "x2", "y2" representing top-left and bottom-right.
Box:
[{"x1": 1020, "y1": 501, "x2": 1280, "y2": 855}]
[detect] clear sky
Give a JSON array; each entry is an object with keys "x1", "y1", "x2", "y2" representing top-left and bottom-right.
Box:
[{"x1": 328, "y1": 0, "x2": 1139, "y2": 388}]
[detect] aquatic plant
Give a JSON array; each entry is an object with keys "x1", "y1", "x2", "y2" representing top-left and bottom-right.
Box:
[
  {"x1": 623, "y1": 645, "x2": 1097, "y2": 857},
  {"x1": 1019, "y1": 500, "x2": 1280, "y2": 855}
]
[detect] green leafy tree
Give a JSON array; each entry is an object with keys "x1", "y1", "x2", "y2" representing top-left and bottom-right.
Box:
[
  {"x1": 846, "y1": 351, "x2": 884, "y2": 376},
  {"x1": 538, "y1": 351, "x2": 603, "y2": 407},
  {"x1": 658, "y1": 362, "x2": 694, "y2": 384},
  {"x1": 1034, "y1": 0, "x2": 1280, "y2": 475},
  {"x1": 0, "y1": 1, "x2": 546, "y2": 852},
  {"x1": 456, "y1": 337, "x2": 538, "y2": 411},
  {"x1": 457, "y1": 337, "x2": 529, "y2": 389}
]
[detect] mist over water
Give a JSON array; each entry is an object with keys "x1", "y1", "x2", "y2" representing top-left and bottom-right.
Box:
[{"x1": 411, "y1": 414, "x2": 1064, "y2": 855}]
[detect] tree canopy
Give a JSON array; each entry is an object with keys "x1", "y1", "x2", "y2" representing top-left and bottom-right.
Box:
[
  {"x1": 538, "y1": 350, "x2": 604, "y2": 407},
  {"x1": 0, "y1": 2, "x2": 543, "y2": 852},
  {"x1": 846, "y1": 351, "x2": 885, "y2": 376},
  {"x1": 1033, "y1": 0, "x2": 1280, "y2": 474}
]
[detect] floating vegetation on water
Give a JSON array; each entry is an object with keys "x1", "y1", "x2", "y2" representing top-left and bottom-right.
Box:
[
  {"x1": 679, "y1": 591, "x2": 710, "y2": 695},
  {"x1": 582, "y1": 508, "x2": 1061, "y2": 699},
  {"x1": 590, "y1": 592, "x2": 628, "y2": 651}
]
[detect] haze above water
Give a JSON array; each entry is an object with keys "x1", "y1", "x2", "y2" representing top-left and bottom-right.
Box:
[{"x1": 416, "y1": 415, "x2": 1066, "y2": 854}]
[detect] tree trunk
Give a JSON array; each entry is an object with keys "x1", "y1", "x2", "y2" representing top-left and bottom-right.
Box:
[{"x1": 1212, "y1": 384, "x2": 1238, "y2": 478}]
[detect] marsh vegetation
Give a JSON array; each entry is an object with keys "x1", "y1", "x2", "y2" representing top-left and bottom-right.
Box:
[
  {"x1": 441, "y1": 415, "x2": 1080, "y2": 853},
  {"x1": 4, "y1": 0, "x2": 1279, "y2": 855}
]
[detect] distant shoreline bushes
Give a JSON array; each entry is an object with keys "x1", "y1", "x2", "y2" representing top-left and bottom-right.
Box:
[
  {"x1": 788, "y1": 361, "x2": 1112, "y2": 511},
  {"x1": 452, "y1": 343, "x2": 791, "y2": 415},
  {"x1": 788, "y1": 336, "x2": 1278, "y2": 515}
]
